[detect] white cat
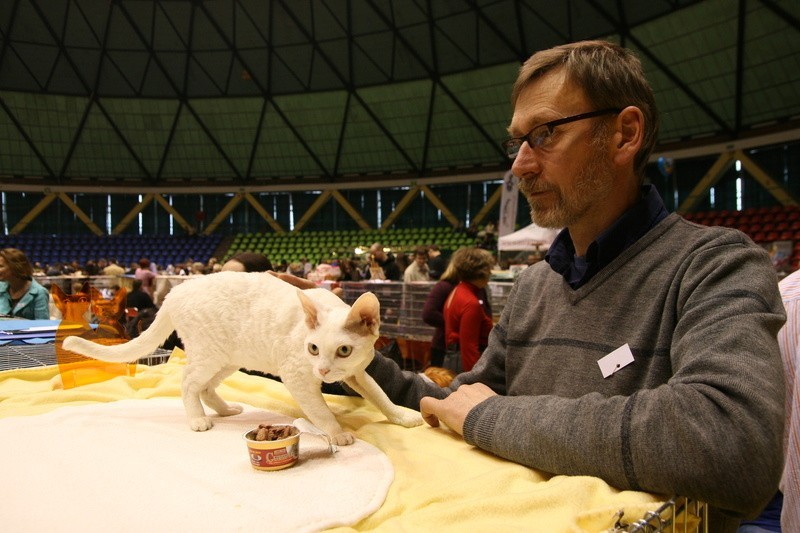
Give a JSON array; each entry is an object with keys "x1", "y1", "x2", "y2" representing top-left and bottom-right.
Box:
[{"x1": 63, "y1": 271, "x2": 423, "y2": 445}]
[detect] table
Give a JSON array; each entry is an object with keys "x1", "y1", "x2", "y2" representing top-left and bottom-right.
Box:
[{"x1": 0, "y1": 350, "x2": 681, "y2": 532}]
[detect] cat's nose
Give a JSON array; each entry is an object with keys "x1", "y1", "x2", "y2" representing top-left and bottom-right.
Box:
[{"x1": 319, "y1": 368, "x2": 330, "y2": 376}]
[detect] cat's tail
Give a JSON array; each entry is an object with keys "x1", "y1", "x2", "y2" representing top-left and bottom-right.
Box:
[{"x1": 62, "y1": 309, "x2": 175, "y2": 362}]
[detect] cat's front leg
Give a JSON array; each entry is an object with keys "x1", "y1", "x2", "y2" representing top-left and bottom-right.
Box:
[
  {"x1": 282, "y1": 377, "x2": 355, "y2": 446},
  {"x1": 345, "y1": 373, "x2": 424, "y2": 428}
]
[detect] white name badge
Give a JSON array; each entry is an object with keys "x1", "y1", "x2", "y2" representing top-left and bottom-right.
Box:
[{"x1": 598, "y1": 343, "x2": 635, "y2": 378}]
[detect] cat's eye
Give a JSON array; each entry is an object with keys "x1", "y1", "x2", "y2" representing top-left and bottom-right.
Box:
[
  {"x1": 336, "y1": 345, "x2": 352, "y2": 358},
  {"x1": 307, "y1": 343, "x2": 319, "y2": 355}
]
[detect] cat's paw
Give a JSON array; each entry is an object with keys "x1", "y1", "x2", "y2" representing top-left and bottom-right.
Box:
[
  {"x1": 389, "y1": 411, "x2": 425, "y2": 428},
  {"x1": 218, "y1": 404, "x2": 243, "y2": 417},
  {"x1": 331, "y1": 431, "x2": 356, "y2": 446},
  {"x1": 189, "y1": 417, "x2": 214, "y2": 431}
]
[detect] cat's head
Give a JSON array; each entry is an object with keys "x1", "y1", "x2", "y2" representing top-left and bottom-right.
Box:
[
  {"x1": 297, "y1": 290, "x2": 380, "y2": 383},
  {"x1": 51, "y1": 283, "x2": 91, "y2": 323},
  {"x1": 89, "y1": 286, "x2": 127, "y2": 322}
]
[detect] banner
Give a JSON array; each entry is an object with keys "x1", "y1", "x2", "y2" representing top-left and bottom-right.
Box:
[{"x1": 498, "y1": 170, "x2": 519, "y2": 237}]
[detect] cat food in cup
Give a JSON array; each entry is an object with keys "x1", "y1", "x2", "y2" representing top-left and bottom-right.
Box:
[{"x1": 243, "y1": 423, "x2": 300, "y2": 471}]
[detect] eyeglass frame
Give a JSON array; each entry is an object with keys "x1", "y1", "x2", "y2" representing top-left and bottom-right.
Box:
[{"x1": 501, "y1": 107, "x2": 622, "y2": 159}]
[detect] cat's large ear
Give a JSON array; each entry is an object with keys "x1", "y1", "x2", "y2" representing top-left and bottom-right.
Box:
[
  {"x1": 110, "y1": 287, "x2": 127, "y2": 308},
  {"x1": 50, "y1": 284, "x2": 66, "y2": 309},
  {"x1": 346, "y1": 292, "x2": 380, "y2": 337},
  {"x1": 89, "y1": 286, "x2": 103, "y2": 301},
  {"x1": 297, "y1": 289, "x2": 320, "y2": 330}
]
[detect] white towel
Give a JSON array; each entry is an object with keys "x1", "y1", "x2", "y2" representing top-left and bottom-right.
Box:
[{"x1": 0, "y1": 398, "x2": 393, "y2": 533}]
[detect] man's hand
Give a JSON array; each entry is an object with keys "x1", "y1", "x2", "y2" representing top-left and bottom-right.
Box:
[
  {"x1": 270, "y1": 270, "x2": 344, "y2": 298},
  {"x1": 419, "y1": 382, "x2": 497, "y2": 436},
  {"x1": 269, "y1": 271, "x2": 316, "y2": 289}
]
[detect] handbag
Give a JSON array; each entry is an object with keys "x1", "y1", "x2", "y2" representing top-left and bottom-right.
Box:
[{"x1": 442, "y1": 343, "x2": 462, "y2": 374}]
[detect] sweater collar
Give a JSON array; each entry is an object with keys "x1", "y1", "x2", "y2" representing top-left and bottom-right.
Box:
[{"x1": 545, "y1": 184, "x2": 669, "y2": 288}]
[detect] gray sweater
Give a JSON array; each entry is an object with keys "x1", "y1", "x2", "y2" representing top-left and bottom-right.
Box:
[{"x1": 367, "y1": 214, "x2": 785, "y2": 524}]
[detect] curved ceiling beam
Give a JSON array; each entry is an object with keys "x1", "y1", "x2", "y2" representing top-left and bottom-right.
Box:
[
  {"x1": 586, "y1": 0, "x2": 734, "y2": 135},
  {"x1": 273, "y1": 0, "x2": 420, "y2": 175},
  {"x1": 116, "y1": 1, "x2": 243, "y2": 181},
  {"x1": 365, "y1": 0, "x2": 507, "y2": 161},
  {"x1": 196, "y1": 1, "x2": 333, "y2": 181}
]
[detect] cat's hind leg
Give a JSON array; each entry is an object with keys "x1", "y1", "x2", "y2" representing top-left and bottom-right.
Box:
[
  {"x1": 200, "y1": 365, "x2": 243, "y2": 417},
  {"x1": 181, "y1": 363, "x2": 238, "y2": 431}
]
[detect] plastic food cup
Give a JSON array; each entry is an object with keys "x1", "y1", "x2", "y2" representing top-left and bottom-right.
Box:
[{"x1": 243, "y1": 424, "x2": 300, "y2": 471}]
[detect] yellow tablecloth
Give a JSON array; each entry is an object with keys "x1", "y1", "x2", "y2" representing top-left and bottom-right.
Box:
[{"x1": 0, "y1": 351, "x2": 664, "y2": 532}]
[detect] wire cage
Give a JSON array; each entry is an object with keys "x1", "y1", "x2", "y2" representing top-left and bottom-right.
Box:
[{"x1": 609, "y1": 497, "x2": 708, "y2": 533}]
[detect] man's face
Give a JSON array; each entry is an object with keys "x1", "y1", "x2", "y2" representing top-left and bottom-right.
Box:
[
  {"x1": 509, "y1": 69, "x2": 614, "y2": 230},
  {"x1": 414, "y1": 253, "x2": 426, "y2": 266}
]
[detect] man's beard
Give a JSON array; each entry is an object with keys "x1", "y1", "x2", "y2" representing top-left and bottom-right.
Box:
[{"x1": 520, "y1": 144, "x2": 613, "y2": 229}]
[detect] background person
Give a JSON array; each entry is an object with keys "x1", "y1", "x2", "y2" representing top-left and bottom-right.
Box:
[
  {"x1": 442, "y1": 247, "x2": 494, "y2": 372},
  {"x1": 403, "y1": 246, "x2": 431, "y2": 282},
  {"x1": 422, "y1": 261, "x2": 460, "y2": 367},
  {"x1": 221, "y1": 252, "x2": 273, "y2": 273},
  {"x1": 134, "y1": 258, "x2": 157, "y2": 298},
  {"x1": 742, "y1": 268, "x2": 800, "y2": 532},
  {"x1": 422, "y1": 257, "x2": 493, "y2": 368},
  {"x1": 0, "y1": 248, "x2": 50, "y2": 320},
  {"x1": 366, "y1": 243, "x2": 401, "y2": 281},
  {"x1": 125, "y1": 279, "x2": 156, "y2": 313},
  {"x1": 777, "y1": 269, "x2": 800, "y2": 533},
  {"x1": 426, "y1": 244, "x2": 447, "y2": 280},
  {"x1": 361, "y1": 40, "x2": 785, "y2": 530}
]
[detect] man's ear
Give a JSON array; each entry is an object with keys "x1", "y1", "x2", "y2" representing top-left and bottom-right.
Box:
[{"x1": 611, "y1": 106, "x2": 644, "y2": 167}]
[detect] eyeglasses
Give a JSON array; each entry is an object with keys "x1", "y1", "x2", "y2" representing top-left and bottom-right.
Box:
[{"x1": 501, "y1": 108, "x2": 622, "y2": 159}]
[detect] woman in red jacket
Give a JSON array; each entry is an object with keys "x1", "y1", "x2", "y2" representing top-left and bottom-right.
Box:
[{"x1": 443, "y1": 247, "x2": 495, "y2": 371}]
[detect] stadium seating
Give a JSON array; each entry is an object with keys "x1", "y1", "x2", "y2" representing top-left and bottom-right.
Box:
[
  {"x1": 0, "y1": 233, "x2": 223, "y2": 269},
  {"x1": 224, "y1": 226, "x2": 477, "y2": 264},
  {"x1": 687, "y1": 205, "x2": 800, "y2": 272}
]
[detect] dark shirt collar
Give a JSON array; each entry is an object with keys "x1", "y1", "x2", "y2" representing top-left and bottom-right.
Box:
[{"x1": 545, "y1": 184, "x2": 669, "y2": 288}]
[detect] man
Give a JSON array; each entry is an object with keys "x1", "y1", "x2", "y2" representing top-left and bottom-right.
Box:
[
  {"x1": 404, "y1": 246, "x2": 431, "y2": 282},
  {"x1": 366, "y1": 242, "x2": 401, "y2": 281},
  {"x1": 363, "y1": 41, "x2": 785, "y2": 530},
  {"x1": 427, "y1": 244, "x2": 447, "y2": 280},
  {"x1": 777, "y1": 270, "x2": 800, "y2": 532},
  {"x1": 742, "y1": 268, "x2": 800, "y2": 532},
  {"x1": 102, "y1": 258, "x2": 126, "y2": 276}
]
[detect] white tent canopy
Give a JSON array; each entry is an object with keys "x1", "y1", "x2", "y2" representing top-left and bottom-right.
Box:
[{"x1": 498, "y1": 223, "x2": 561, "y2": 251}]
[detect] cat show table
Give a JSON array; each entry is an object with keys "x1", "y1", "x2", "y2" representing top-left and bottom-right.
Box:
[{"x1": 0, "y1": 349, "x2": 677, "y2": 532}]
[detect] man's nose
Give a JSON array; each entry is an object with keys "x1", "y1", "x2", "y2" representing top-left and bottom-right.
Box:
[{"x1": 511, "y1": 142, "x2": 541, "y2": 176}]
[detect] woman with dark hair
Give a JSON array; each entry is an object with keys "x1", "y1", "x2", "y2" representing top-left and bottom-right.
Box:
[
  {"x1": 125, "y1": 279, "x2": 156, "y2": 312},
  {"x1": 221, "y1": 252, "x2": 273, "y2": 273},
  {"x1": 134, "y1": 258, "x2": 157, "y2": 298},
  {"x1": 0, "y1": 248, "x2": 50, "y2": 319}
]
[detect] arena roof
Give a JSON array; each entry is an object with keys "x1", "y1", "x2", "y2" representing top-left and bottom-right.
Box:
[{"x1": 0, "y1": 0, "x2": 798, "y2": 191}]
